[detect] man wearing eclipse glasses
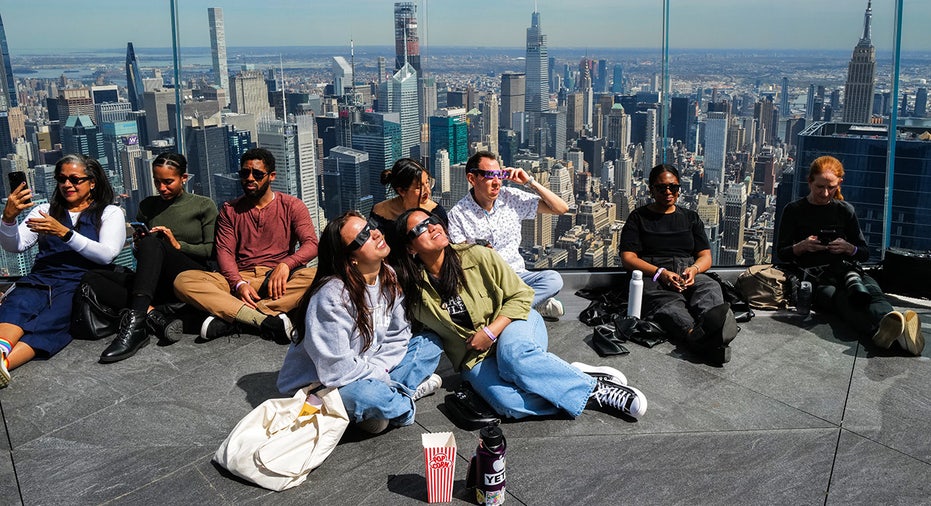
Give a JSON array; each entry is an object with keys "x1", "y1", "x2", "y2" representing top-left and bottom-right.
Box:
[
  {"x1": 447, "y1": 150, "x2": 570, "y2": 319},
  {"x1": 174, "y1": 148, "x2": 318, "y2": 342}
]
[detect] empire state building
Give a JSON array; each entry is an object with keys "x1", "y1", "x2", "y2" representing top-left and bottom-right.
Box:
[{"x1": 842, "y1": 1, "x2": 876, "y2": 124}]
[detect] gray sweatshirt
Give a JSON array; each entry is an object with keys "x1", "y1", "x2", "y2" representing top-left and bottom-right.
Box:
[{"x1": 277, "y1": 276, "x2": 411, "y2": 394}]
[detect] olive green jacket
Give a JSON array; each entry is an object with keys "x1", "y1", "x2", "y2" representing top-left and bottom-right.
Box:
[{"x1": 412, "y1": 243, "x2": 533, "y2": 371}]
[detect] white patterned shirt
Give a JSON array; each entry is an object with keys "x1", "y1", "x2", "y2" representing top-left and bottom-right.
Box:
[{"x1": 447, "y1": 186, "x2": 539, "y2": 272}]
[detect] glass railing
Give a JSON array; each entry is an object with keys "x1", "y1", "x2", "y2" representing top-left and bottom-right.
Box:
[{"x1": 0, "y1": 1, "x2": 925, "y2": 277}]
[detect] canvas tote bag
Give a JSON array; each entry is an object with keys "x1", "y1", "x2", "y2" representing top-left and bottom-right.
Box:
[{"x1": 214, "y1": 383, "x2": 350, "y2": 491}]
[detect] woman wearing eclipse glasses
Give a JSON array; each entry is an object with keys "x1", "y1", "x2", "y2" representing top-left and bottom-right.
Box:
[
  {"x1": 619, "y1": 164, "x2": 737, "y2": 367},
  {"x1": 392, "y1": 207, "x2": 647, "y2": 421},
  {"x1": 0, "y1": 154, "x2": 123, "y2": 385},
  {"x1": 278, "y1": 211, "x2": 443, "y2": 434}
]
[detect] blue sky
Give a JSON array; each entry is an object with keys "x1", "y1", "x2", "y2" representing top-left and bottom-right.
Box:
[{"x1": 2, "y1": 1, "x2": 929, "y2": 52}]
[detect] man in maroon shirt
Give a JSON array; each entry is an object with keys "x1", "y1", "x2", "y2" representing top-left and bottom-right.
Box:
[{"x1": 174, "y1": 148, "x2": 318, "y2": 342}]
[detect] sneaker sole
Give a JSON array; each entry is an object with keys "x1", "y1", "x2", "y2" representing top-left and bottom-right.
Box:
[
  {"x1": 570, "y1": 362, "x2": 628, "y2": 386},
  {"x1": 356, "y1": 418, "x2": 390, "y2": 434},
  {"x1": 623, "y1": 384, "x2": 648, "y2": 418},
  {"x1": 873, "y1": 312, "x2": 905, "y2": 349},
  {"x1": 199, "y1": 316, "x2": 216, "y2": 341},
  {"x1": 0, "y1": 367, "x2": 9, "y2": 388},
  {"x1": 902, "y1": 311, "x2": 924, "y2": 356},
  {"x1": 162, "y1": 319, "x2": 184, "y2": 343}
]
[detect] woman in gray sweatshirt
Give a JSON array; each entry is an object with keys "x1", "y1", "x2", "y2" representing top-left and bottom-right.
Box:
[{"x1": 277, "y1": 211, "x2": 443, "y2": 434}]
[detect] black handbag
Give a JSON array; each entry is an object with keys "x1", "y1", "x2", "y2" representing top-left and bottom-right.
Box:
[{"x1": 70, "y1": 281, "x2": 120, "y2": 340}]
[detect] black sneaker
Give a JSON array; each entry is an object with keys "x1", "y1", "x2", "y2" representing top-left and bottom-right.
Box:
[
  {"x1": 259, "y1": 313, "x2": 295, "y2": 344},
  {"x1": 146, "y1": 308, "x2": 184, "y2": 343},
  {"x1": 199, "y1": 316, "x2": 238, "y2": 341},
  {"x1": 587, "y1": 377, "x2": 647, "y2": 419},
  {"x1": 570, "y1": 362, "x2": 628, "y2": 386}
]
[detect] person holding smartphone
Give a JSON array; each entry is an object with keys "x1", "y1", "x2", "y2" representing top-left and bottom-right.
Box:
[
  {"x1": 0, "y1": 155, "x2": 123, "y2": 386},
  {"x1": 619, "y1": 164, "x2": 738, "y2": 367},
  {"x1": 86, "y1": 152, "x2": 219, "y2": 363},
  {"x1": 777, "y1": 155, "x2": 923, "y2": 356}
]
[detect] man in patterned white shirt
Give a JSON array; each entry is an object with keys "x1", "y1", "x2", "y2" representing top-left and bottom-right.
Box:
[{"x1": 447, "y1": 151, "x2": 570, "y2": 319}]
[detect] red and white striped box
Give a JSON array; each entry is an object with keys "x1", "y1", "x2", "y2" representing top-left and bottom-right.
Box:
[{"x1": 422, "y1": 432, "x2": 457, "y2": 503}]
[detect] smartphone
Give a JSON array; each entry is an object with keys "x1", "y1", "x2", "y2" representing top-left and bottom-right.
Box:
[
  {"x1": 8, "y1": 171, "x2": 30, "y2": 203},
  {"x1": 130, "y1": 221, "x2": 150, "y2": 236},
  {"x1": 818, "y1": 229, "x2": 840, "y2": 244}
]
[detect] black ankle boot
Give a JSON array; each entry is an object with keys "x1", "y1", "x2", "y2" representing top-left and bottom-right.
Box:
[
  {"x1": 100, "y1": 309, "x2": 150, "y2": 363},
  {"x1": 146, "y1": 308, "x2": 184, "y2": 343}
]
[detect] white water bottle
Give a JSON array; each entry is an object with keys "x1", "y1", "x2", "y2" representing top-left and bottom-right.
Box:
[{"x1": 627, "y1": 270, "x2": 644, "y2": 319}]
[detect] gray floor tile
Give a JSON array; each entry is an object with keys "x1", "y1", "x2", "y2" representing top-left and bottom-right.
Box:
[{"x1": 827, "y1": 430, "x2": 931, "y2": 505}]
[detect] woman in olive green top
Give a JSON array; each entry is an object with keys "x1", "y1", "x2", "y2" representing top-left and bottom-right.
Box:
[
  {"x1": 392, "y1": 208, "x2": 648, "y2": 420},
  {"x1": 91, "y1": 153, "x2": 219, "y2": 363}
]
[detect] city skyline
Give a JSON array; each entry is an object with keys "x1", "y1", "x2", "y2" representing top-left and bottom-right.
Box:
[{"x1": 2, "y1": 1, "x2": 931, "y2": 53}]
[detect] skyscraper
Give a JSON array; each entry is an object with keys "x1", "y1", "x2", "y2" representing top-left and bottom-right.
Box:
[
  {"x1": 780, "y1": 77, "x2": 790, "y2": 117},
  {"x1": 429, "y1": 108, "x2": 468, "y2": 168},
  {"x1": 524, "y1": 9, "x2": 549, "y2": 115},
  {"x1": 394, "y1": 2, "x2": 420, "y2": 75},
  {"x1": 323, "y1": 146, "x2": 372, "y2": 220},
  {"x1": 230, "y1": 69, "x2": 269, "y2": 116},
  {"x1": 722, "y1": 183, "x2": 747, "y2": 265},
  {"x1": 379, "y1": 63, "x2": 419, "y2": 159},
  {"x1": 352, "y1": 111, "x2": 401, "y2": 203},
  {"x1": 125, "y1": 43, "x2": 144, "y2": 112},
  {"x1": 258, "y1": 115, "x2": 320, "y2": 226},
  {"x1": 500, "y1": 72, "x2": 525, "y2": 131},
  {"x1": 0, "y1": 13, "x2": 17, "y2": 110},
  {"x1": 208, "y1": 8, "x2": 229, "y2": 100},
  {"x1": 843, "y1": 1, "x2": 876, "y2": 123},
  {"x1": 704, "y1": 112, "x2": 728, "y2": 193}
]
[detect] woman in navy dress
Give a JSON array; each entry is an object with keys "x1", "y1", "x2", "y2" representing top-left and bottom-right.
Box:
[{"x1": 0, "y1": 154, "x2": 123, "y2": 387}]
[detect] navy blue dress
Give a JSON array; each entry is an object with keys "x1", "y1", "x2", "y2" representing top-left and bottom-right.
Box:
[{"x1": 0, "y1": 210, "x2": 109, "y2": 357}]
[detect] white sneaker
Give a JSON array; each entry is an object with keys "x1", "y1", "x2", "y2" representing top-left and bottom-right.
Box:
[
  {"x1": 570, "y1": 362, "x2": 628, "y2": 386},
  {"x1": 412, "y1": 373, "x2": 442, "y2": 401},
  {"x1": 0, "y1": 355, "x2": 10, "y2": 389},
  {"x1": 537, "y1": 297, "x2": 565, "y2": 319},
  {"x1": 587, "y1": 379, "x2": 648, "y2": 419}
]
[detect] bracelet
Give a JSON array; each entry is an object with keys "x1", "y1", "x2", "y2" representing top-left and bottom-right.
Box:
[
  {"x1": 482, "y1": 326, "x2": 497, "y2": 342},
  {"x1": 62, "y1": 229, "x2": 74, "y2": 242},
  {"x1": 524, "y1": 175, "x2": 536, "y2": 188},
  {"x1": 652, "y1": 267, "x2": 665, "y2": 282},
  {"x1": 851, "y1": 246, "x2": 858, "y2": 256},
  {"x1": 234, "y1": 280, "x2": 248, "y2": 290},
  {"x1": 690, "y1": 264, "x2": 700, "y2": 274}
]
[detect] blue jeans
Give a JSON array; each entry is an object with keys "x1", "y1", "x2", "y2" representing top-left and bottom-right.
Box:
[
  {"x1": 338, "y1": 331, "x2": 443, "y2": 427},
  {"x1": 519, "y1": 269, "x2": 564, "y2": 307},
  {"x1": 462, "y1": 310, "x2": 596, "y2": 419}
]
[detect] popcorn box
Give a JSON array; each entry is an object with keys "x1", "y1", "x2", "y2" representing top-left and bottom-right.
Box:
[{"x1": 422, "y1": 432, "x2": 457, "y2": 503}]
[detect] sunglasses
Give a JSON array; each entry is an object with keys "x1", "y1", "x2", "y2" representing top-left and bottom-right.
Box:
[
  {"x1": 653, "y1": 183, "x2": 681, "y2": 194},
  {"x1": 347, "y1": 218, "x2": 380, "y2": 251},
  {"x1": 470, "y1": 169, "x2": 510, "y2": 180},
  {"x1": 55, "y1": 174, "x2": 93, "y2": 185},
  {"x1": 238, "y1": 168, "x2": 269, "y2": 180},
  {"x1": 407, "y1": 215, "x2": 442, "y2": 240}
]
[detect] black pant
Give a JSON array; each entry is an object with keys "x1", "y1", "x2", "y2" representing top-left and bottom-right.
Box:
[
  {"x1": 814, "y1": 272, "x2": 893, "y2": 336},
  {"x1": 85, "y1": 235, "x2": 206, "y2": 312},
  {"x1": 641, "y1": 255, "x2": 724, "y2": 342}
]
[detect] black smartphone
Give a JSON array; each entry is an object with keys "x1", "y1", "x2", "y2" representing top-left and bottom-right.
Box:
[
  {"x1": 8, "y1": 171, "x2": 30, "y2": 203},
  {"x1": 129, "y1": 221, "x2": 149, "y2": 236},
  {"x1": 818, "y1": 229, "x2": 840, "y2": 244}
]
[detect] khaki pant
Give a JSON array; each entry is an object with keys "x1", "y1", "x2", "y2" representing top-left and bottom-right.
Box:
[{"x1": 173, "y1": 266, "x2": 316, "y2": 322}]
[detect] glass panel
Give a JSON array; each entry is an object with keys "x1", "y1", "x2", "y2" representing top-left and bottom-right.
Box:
[{"x1": 667, "y1": 1, "x2": 905, "y2": 266}]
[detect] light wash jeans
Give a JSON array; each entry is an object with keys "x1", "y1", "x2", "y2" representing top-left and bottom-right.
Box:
[
  {"x1": 338, "y1": 331, "x2": 443, "y2": 427},
  {"x1": 462, "y1": 310, "x2": 596, "y2": 419},
  {"x1": 518, "y1": 269, "x2": 564, "y2": 307}
]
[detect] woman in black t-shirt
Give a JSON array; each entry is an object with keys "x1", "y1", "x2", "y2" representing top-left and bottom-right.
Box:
[
  {"x1": 777, "y1": 155, "x2": 923, "y2": 356},
  {"x1": 619, "y1": 164, "x2": 737, "y2": 366}
]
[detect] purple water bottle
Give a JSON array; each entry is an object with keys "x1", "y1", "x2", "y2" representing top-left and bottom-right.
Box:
[{"x1": 467, "y1": 424, "x2": 507, "y2": 504}]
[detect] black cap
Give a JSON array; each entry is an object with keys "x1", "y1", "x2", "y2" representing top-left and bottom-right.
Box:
[{"x1": 480, "y1": 423, "x2": 504, "y2": 448}]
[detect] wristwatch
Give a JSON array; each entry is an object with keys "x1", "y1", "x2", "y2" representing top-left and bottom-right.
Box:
[{"x1": 524, "y1": 175, "x2": 535, "y2": 188}]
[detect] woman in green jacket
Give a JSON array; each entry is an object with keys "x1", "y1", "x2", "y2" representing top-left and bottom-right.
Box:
[{"x1": 392, "y1": 208, "x2": 648, "y2": 420}]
